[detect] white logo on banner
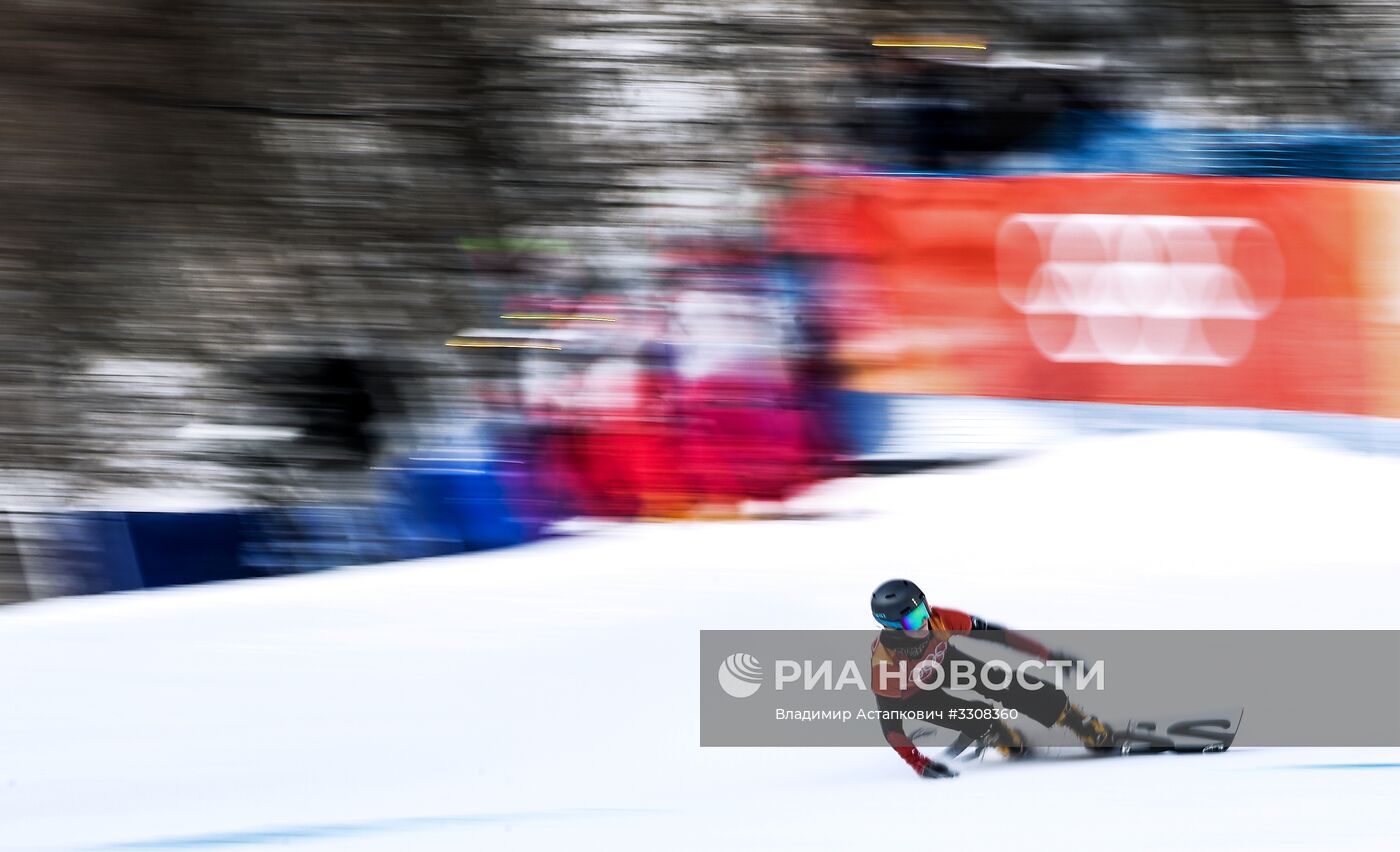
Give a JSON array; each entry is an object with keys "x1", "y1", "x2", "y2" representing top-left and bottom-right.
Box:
[
  {"x1": 996, "y1": 214, "x2": 1285, "y2": 366},
  {"x1": 717, "y1": 653, "x2": 764, "y2": 698}
]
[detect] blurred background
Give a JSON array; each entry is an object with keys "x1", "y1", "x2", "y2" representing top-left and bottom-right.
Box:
[{"x1": 6, "y1": 0, "x2": 1400, "y2": 601}]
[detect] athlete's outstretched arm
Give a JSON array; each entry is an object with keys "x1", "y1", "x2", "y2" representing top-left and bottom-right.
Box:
[
  {"x1": 874, "y1": 694, "x2": 956, "y2": 779},
  {"x1": 964, "y1": 613, "x2": 1051, "y2": 660}
]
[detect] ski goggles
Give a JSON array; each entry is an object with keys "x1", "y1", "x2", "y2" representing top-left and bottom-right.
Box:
[{"x1": 875, "y1": 601, "x2": 929, "y2": 631}]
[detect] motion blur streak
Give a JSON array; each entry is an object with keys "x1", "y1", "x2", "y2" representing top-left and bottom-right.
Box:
[
  {"x1": 870, "y1": 38, "x2": 988, "y2": 50},
  {"x1": 444, "y1": 339, "x2": 565, "y2": 350},
  {"x1": 499, "y1": 314, "x2": 618, "y2": 322}
]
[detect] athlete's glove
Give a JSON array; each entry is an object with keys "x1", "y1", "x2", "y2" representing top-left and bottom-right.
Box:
[
  {"x1": 886, "y1": 728, "x2": 958, "y2": 779},
  {"x1": 919, "y1": 760, "x2": 958, "y2": 779},
  {"x1": 893, "y1": 741, "x2": 958, "y2": 778}
]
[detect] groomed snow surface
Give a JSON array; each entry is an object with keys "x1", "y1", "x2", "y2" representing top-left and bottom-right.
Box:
[{"x1": 2, "y1": 429, "x2": 1398, "y2": 850}]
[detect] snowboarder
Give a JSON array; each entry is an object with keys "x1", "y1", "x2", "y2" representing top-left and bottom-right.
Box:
[{"x1": 870, "y1": 578, "x2": 1113, "y2": 778}]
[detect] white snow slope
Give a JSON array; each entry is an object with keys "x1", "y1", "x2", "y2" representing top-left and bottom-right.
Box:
[{"x1": 2, "y1": 429, "x2": 1398, "y2": 851}]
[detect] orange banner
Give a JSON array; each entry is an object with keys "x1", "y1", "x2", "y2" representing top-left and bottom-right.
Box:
[{"x1": 784, "y1": 175, "x2": 1400, "y2": 416}]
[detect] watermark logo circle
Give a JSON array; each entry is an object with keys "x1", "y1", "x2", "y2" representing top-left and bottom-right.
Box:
[{"x1": 717, "y1": 653, "x2": 764, "y2": 698}]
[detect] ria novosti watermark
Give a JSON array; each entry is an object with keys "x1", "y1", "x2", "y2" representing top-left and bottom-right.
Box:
[
  {"x1": 717, "y1": 651, "x2": 1103, "y2": 699},
  {"x1": 702, "y1": 630, "x2": 1400, "y2": 747}
]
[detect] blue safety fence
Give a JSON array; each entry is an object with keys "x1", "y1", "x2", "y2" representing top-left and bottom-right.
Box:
[
  {"x1": 18, "y1": 454, "x2": 558, "y2": 596},
  {"x1": 865, "y1": 111, "x2": 1400, "y2": 181},
  {"x1": 377, "y1": 456, "x2": 548, "y2": 561},
  {"x1": 47, "y1": 510, "x2": 256, "y2": 593},
  {"x1": 238, "y1": 506, "x2": 392, "y2": 575}
]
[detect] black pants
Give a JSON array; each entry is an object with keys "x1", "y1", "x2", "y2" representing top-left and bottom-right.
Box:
[{"x1": 877, "y1": 645, "x2": 1069, "y2": 740}]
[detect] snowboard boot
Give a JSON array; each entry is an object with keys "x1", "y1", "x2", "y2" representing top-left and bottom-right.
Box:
[
  {"x1": 985, "y1": 719, "x2": 1030, "y2": 760},
  {"x1": 1057, "y1": 702, "x2": 1115, "y2": 750}
]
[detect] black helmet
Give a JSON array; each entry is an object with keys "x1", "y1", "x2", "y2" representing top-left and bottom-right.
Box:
[{"x1": 871, "y1": 579, "x2": 930, "y2": 630}]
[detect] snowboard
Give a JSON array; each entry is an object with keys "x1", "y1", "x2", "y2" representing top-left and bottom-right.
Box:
[
  {"x1": 935, "y1": 707, "x2": 1244, "y2": 761},
  {"x1": 1108, "y1": 708, "x2": 1244, "y2": 755}
]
